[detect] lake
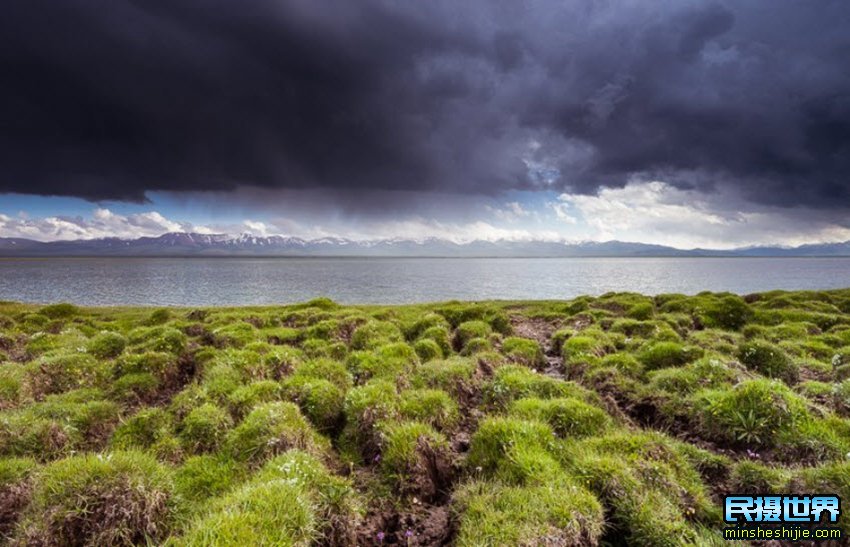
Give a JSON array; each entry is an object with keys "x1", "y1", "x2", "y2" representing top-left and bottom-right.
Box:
[{"x1": 1, "y1": 257, "x2": 849, "y2": 307}]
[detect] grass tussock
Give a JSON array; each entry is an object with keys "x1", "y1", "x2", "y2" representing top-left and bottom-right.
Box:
[{"x1": 1, "y1": 289, "x2": 850, "y2": 543}]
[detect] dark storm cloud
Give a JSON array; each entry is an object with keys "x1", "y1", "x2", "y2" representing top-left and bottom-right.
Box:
[{"x1": 0, "y1": 0, "x2": 848, "y2": 207}]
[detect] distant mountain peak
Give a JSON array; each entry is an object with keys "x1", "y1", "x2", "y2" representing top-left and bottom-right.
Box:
[{"x1": 0, "y1": 232, "x2": 849, "y2": 257}]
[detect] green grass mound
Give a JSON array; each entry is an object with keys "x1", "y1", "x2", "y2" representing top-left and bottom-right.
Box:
[
  {"x1": 302, "y1": 338, "x2": 347, "y2": 360},
  {"x1": 501, "y1": 337, "x2": 546, "y2": 369},
  {"x1": 626, "y1": 301, "x2": 655, "y2": 321},
  {"x1": 467, "y1": 417, "x2": 555, "y2": 474},
  {"x1": 737, "y1": 340, "x2": 799, "y2": 384},
  {"x1": 174, "y1": 478, "x2": 315, "y2": 546},
  {"x1": 111, "y1": 372, "x2": 160, "y2": 403},
  {"x1": 373, "y1": 342, "x2": 420, "y2": 375},
  {"x1": 728, "y1": 460, "x2": 789, "y2": 494},
  {"x1": 226, "y1": 402, "x2": 327, "y2": 465},
  {"x1": 493, "y1": 443, "x2": 563, "y2": 486},
  {"x1": 562, "y1": 335, "x2": 608, "y2": 366},
  {"x1": 280, "y1": 377, "x2": 345, "y2": 433},
  {"x1": 399, "y1": 388, "x2": 459, "y2": 431},
  {"x1": 560, "y1": 431, "x2": 720, "y2": 546},
  {"x1": 39, "y1": 303, "x2": 79, "y2": 319},
  {"x1": 179, "y1": 403, "x2": 233, "y2": 454},
  {"x1": 174, "y1": 454, "x2": 245, "y2": 508},
  {"x1": 291, "y1": 357, "x2": 353, "y2": 390},
  {"x1": 210, "y1": 322, "x2": 258, "y2": 348},
  {"x1": 454, "y1": 320, "x2": 493, "y2": 350},
  {"x1": 406, "y1": 312, "x2": 451, "y2": 340},
  {"x1": 638, "y1": 341, "x2": 702, "y2": 370},
  {"x1": 176, "y1": 450, "x2": 360, "y2": 546},
  {"x1": 114, "y1": 351, "x2": 182, "y2": 386},
  {"x1": 350, "y1": 321, "x2": 403, "y2": 350},
  {"x1": 411, "y1": 357, "x2": 478, "y2": 399},
  {"x1": 0, "y1": 397, "x2": 121, "y2": 459},
  {"x1": 228, "y1": 380, "x2": 282, "y2": 418},
  {"x1": 692, "y1": 378, "x2": 811, "y2": 449},
  {"x1": 483, "y1": 365, "x2": 591, "y2": 409},
  {"x1": 452, "y1": 479, "x2": 604, "y2": 546},
  {"x1": 378, "y1": 420, "x2": 452, "y2": 499},
  {"x1": 27, "y1": 353, "x2": 108, "y2": 397},
  {"x1": 86, "y1": 331, "x2": 128, "y2": 359},
  {"x1": 128, "y1": 326, "x2": 187, "y2": 355},
  {"x1": 111, "y1": 407, "x2": 173, "y2": 451},
  {"x1": 648, "y1": 358, "x2": 738, "y2": 396},
  {"x1": 340, "y1": 380, "x2": 399, "y2": 462},
  {"x1": 0, "y1": 457, "x2": 36, "y2": 540},
  {"x1": 698, "y1": 295, "x2": 752, "y2": 330},
  {"x1": 3, "y1": 290, "x2": 850, "y2": 543},
  {"x1": 252, "y1": 451, "x2": 362, "y2": 544},
  {"x1": 509, "y1": 397, "x2": 612, "y2": 438},
  {"x1": 417, "y1": 325, "x2": 453, "y2": 357},
  {"x1": 412, "y1": 338, "x2": 443, "y2": 362},
  {"x1": 14, "y1": 450, "x2": 175, "y2": 546},
  {"x1": 0, "y1": 364, "x2": 25, "y2": 409},
  {"x1": 460, "y1": 336, "x2": 492, "y2": 356}
]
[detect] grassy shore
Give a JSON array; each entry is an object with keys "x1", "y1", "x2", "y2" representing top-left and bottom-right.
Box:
[{"x1": 1, "y1": 290, "x2": 849, "y2": 545}]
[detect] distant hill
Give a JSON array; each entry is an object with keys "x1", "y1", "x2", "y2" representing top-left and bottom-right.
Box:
[{"x1": 1, "y1": 232, "x2": 849, "y2": 257}]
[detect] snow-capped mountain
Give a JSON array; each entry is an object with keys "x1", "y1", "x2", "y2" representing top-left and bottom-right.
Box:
[{"x1": 1, "y1": 232, "x2": 849, "y2": 257}]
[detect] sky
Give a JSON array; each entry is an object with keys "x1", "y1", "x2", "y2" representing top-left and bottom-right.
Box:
[{"x1": 1, "y1": 0, "x2": 849, "y2": 249}]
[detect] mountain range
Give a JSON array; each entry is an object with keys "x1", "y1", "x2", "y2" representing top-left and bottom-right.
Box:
[{"x1": 1, "y1": 232, "x2": 850, "y2": 257}]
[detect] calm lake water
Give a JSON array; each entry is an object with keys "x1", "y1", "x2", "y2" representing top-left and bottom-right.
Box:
[{"x1": 1, "y1": 257, "x2": 849, "y2": 307}]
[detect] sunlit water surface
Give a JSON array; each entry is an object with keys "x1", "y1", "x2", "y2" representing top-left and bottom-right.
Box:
[{"x1": 1, "y1": 257, "x2": 849, "y2": 306}]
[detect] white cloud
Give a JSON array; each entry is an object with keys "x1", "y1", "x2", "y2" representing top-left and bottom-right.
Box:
[
  {"x1": 241, "y1": 220, "x2": 273, "y2": 236},
  {"x1": 271, "y1": 216, "x2": 563, "y2": 244},
  {"x1": 555, "y1": 181, "x2": 850, "y2": 249},
  {"x1": 367, "y1": 218, "x2": 562, "y2": 243},
  {"x1": 549, "y1": 201, "x2": 577, "y2": 224},
  {"x1": 4, "y1": 186, "x2": 850, "y2": 249},
  {"x1": 0, "y1": 207, "x2": 564, "y2": 244},
  {"x1": 486, "y1": 201, "x2": 530, "y2": 222},
  {"x1": 507, "y1": 202, "x2": 528, "y2": 217},
  {"x1": 0, "y1": 208, "x2": 201, "y2": 241}
]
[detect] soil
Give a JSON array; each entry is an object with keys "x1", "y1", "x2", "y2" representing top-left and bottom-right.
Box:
[
  {"x1": 509, "y1": 315, "x2": 567, "y2": 379},
  {"x1": 0, "y1": 482, "x2": 31, "y2": 540},
  {"x1": 356, "y1": 503, "x2": 454, "y2": 546}
]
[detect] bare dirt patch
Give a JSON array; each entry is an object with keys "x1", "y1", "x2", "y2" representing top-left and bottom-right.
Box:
[
  {"x1": 356, "y1": 503, "x2": 454, "y2": 546},
  {"x1": 509, "y1": 315, "x2": 568, "y2": 379},
  {"x1": 509, "y1": 316, "x2": 557, "y2": 346}
]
